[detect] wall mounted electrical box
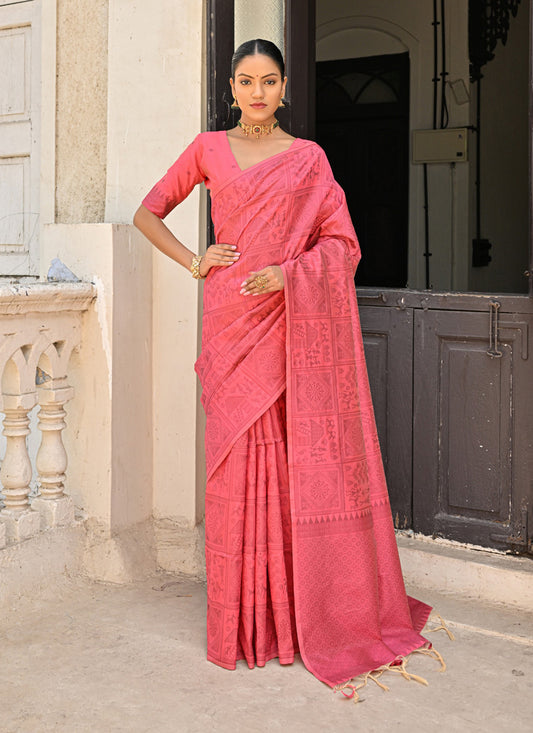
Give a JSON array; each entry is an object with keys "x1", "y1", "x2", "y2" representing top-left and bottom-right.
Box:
[{"x1": 412, "y1": 128, "x2": 468, "y2": 164}]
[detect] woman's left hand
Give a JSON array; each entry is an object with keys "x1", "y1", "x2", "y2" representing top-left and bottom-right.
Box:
[{"x1": 240, "y1": 266, "x2": 284, "y2": 296}]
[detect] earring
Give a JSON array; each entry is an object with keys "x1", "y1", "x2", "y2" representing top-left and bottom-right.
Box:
[
  {"x1": 278, "y1": 97, "x2": 286, "y2": 108},
  {"x1": 231, "y1": 97, "x2": 240, "y2": 109}
]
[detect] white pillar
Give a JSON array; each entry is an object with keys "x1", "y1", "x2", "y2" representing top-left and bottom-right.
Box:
[
  {"x1": 0, "y1": 392, "x2": 41, "y2": 542},
  {"x1": 32, "y1": 381, "x2": 75, "y2": 528}
]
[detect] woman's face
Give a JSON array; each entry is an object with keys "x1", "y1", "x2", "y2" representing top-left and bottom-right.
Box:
[{"x1": 230, "y1": 53, "x2": 287, "y2": 124}]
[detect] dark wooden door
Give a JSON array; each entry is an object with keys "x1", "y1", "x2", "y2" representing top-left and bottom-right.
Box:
[
  {"x1": 359, "y1": 299, "x2": 413, "y2": 529},
  {"x1": 412, "y1": 300, "x2": 533, "y2": 550},
  {"x1": 360, "y1": 290, "x2": 533, "y2": 552}
]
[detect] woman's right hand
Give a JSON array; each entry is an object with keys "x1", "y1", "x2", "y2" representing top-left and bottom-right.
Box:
[{"x1": 199, "y1": 244, "x2": 240, "y2": 277}]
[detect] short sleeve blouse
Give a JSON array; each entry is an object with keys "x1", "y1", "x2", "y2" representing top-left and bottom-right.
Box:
[{"x1": 142, "y1": 132, "x2": 237, "y2": 218}]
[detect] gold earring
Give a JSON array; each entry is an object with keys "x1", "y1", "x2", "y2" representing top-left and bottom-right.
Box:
[
  {"x1": 231, "y1": 97, "x2": 240, "y2": 109},
  {"x1": 278, "y1": 96, "x2": 286, "y2": 108}
]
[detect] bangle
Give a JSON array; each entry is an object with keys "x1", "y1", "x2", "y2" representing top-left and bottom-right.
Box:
[{"x1": 190, "y1": 254, "x2": 205, "y2": 279}]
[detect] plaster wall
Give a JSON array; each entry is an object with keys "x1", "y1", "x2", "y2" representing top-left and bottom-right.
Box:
[
  {"x1": 33, "y1": 0, "x2": 206, "y2": 579},
  {"x1": 41, "y1": 225, "x2": 111, "y2": 525},
  {"x1": 41, "y1": 223, "x2": 153, "y2": 537},
  {"x1": 105, "y1": 0, "x2": 204, "y2": 528},
  {"x1": 316, "y1": 0, "x2": 471, "y2": 291},
  {"x1": 55, "y1": 0, "x2": 108, "y2": 223}
]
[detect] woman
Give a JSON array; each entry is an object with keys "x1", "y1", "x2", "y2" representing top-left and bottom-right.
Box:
[{"x1": 134, "y1": 39, "x2": 434, "y2": 691}]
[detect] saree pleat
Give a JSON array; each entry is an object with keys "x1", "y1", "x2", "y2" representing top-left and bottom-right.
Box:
[{"x1": 205, "y1": 395, "x2": 298, "y2": 670}]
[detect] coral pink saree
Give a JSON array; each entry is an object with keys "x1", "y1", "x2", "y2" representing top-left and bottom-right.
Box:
[{"x1": 143, "y1": 131, "x2": 431, "y2": 688}]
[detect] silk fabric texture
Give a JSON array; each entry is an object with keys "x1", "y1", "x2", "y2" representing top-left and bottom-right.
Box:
[{"x1": 142, "y1": 131, "x2": 431, "y2": 687}]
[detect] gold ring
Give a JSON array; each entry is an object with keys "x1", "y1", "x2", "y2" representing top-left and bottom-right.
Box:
[{"x1": 254, "y1": 275, "x2": 268, "y2": 290}]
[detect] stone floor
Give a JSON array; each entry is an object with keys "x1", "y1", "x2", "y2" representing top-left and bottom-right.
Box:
[{"x1": 1, "y1": 574, "x2": 532, "y2": 733}]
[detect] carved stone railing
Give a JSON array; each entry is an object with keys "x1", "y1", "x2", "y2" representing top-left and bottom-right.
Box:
[{"x1": 0, "y1": 282, "x2": 95, "y2": 547}]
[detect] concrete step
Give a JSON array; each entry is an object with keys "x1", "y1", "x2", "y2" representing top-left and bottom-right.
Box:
[{"x1": 397, "y1": 533, "x2": 533, "y2": 612}]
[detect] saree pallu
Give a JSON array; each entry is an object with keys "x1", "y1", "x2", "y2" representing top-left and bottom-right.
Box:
[{"x1": 195, "y1": 137, "x2": 431, "y2": 688}]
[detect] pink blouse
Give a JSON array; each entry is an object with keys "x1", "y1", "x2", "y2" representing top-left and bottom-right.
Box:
[
  {"x1": 142, "y1": 131, "x2": 240, "y2": 218},
  {"x1": 142, "y1": 130, "x2": 305, "y2": 219}
]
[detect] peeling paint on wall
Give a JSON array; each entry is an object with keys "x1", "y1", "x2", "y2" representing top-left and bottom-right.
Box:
[{"x1": 92, "y1": 274, "x2": 112, "y2": 398}]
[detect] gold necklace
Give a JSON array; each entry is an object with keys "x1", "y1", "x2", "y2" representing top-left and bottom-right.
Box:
[{"x1": 237, "y1": 119, "x2": 279, "y2": 139}]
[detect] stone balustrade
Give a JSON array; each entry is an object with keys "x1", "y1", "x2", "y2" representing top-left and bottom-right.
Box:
[{"x1": 0, "y1": 282, "x2": 95, "y2": 547}]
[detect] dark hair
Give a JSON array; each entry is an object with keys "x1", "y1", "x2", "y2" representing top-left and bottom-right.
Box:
[{"x1": 231, "y1": 38, "x2": 285, "y2": 78}]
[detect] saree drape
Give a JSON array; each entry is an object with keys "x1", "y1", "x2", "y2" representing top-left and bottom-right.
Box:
[{"x1": 143, "y1": 132, "x2": 431, "y2": 688}]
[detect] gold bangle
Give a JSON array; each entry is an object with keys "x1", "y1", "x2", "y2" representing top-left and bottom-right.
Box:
[{"x1": 190, "y1": 254, "x2": 205, "y2": 279}]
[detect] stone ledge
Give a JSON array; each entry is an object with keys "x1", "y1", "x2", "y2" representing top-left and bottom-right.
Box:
[
  {"x1": 0, "y1": 281, "x2": 96, "y2": 315},
  {"x1": 397, "y1": 533, "x2": 533, "y2": 612}
]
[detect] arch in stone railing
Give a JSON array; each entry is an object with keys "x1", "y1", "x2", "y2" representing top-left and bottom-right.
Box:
[
  {"x1": 35, "y1": 333, "x2": 80, "y2": 384},
  {"x1": 0, "y1": 282, "x2": 95, "y2": 544},
  {"x1": 0, "y1": 324, "x2": 81, "y2": 406}
]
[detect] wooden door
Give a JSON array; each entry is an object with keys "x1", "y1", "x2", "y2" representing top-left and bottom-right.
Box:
[
  {"x1": 0, "y1": 0, "x2": 40, "y2": 275},
  {"x1": 359, "y1": 299, "x2": 413, "y2": 529},
  {"x1": 359, "y1": 291, "x2": 533, "y2": 553},
  {"x1": 413, "y1": 300, "x2": 533, "y2": 551}
]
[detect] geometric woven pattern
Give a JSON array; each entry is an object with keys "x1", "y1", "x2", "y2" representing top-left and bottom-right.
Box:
[{"x1": 142, "y1": 132, "x2": 432, "y2": 688}]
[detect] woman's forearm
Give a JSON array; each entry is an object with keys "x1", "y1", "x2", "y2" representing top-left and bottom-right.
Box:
[{"x1": 133, "y1": 204, "x2": 195, "y2": 270}]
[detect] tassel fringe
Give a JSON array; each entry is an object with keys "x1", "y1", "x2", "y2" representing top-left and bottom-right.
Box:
[
  {"x1": 427, "y1": 614, "x2": 456, "y2": 641},
  {"x1": 334, "y1": 615, "x2": 454, "y2": 703},
  {"x1": 334, "y1": 645, "x2": 441, "y2": 703}
]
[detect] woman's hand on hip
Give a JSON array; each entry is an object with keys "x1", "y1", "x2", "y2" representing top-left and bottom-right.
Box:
[
  {"x1": 199, "y1": 244, "x2": 240, "y2": 277},
  {"x1": 240, "y1": 266, "x2": 284, "y2": 296}
]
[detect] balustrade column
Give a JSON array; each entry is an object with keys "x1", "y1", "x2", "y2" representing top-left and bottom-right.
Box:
[
  {"x1": 0, "y1": 280, "x2": 95, "y2": 546},
  {"x1": 31, "y1": 381, "x2": 75, "y2": 528},
  {"x1": 0, "y1": 392, "x2": 41, "y2": 542}
]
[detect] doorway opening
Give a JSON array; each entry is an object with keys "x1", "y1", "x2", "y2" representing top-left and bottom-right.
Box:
[
  {"x1": 315, "y1": 1, "x2": 531, "y2": 295},
  {"x1": 316, "y1": 53, "x2": 409, "y2": 288}
]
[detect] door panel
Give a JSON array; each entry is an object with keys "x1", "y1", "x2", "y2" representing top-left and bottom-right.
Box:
[
  {"x1": 359, "y1": 302, "x2": 413, "y2": 528},
  {"x1": 413, "y1": 308, "x2": 531, "y2": 547},
  {"x1": 441, "y1": 336, "x2": 511, "y2": 519},
  {"x1": 358, "y1": 290, "x2": 532, "y2": 551}
]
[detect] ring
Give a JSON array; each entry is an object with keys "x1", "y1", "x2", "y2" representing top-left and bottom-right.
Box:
[{"x1": 254, "y1": 275, "x2": 268, "y2": 290}]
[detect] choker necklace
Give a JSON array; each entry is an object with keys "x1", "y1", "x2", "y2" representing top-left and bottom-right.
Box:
[{"x1": 238, "y1": 119, "x2": 279, "y2": 139}]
